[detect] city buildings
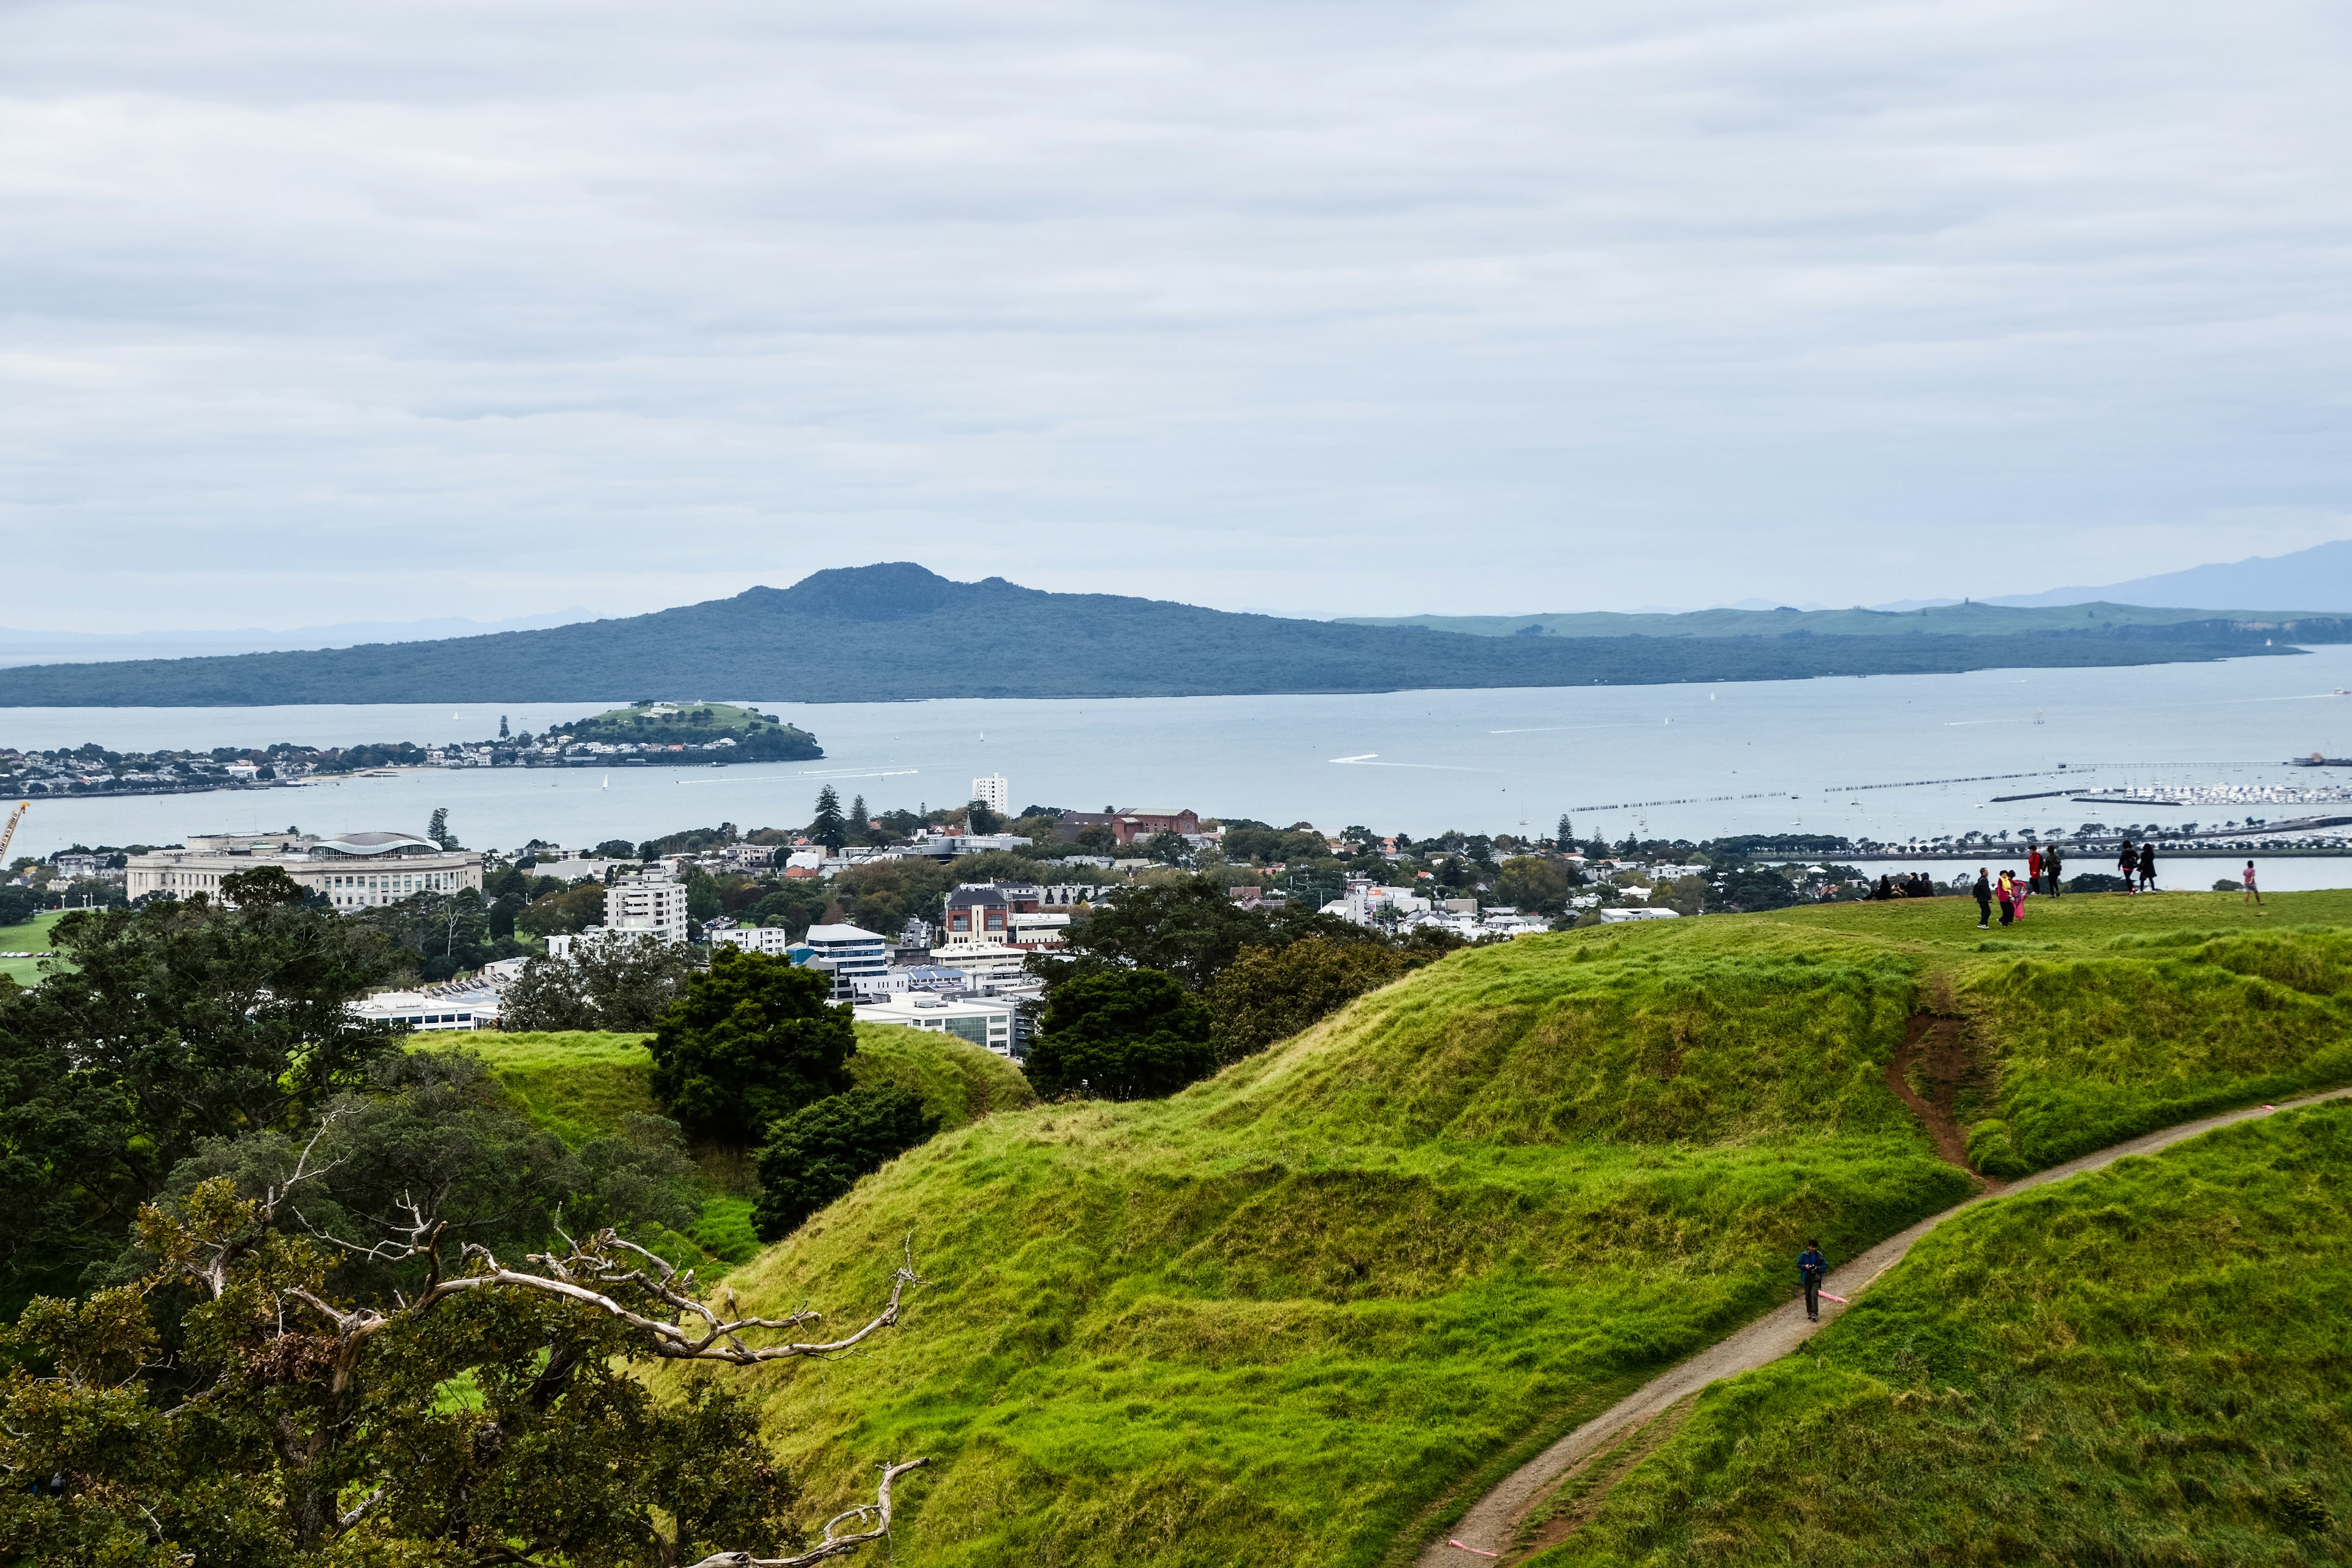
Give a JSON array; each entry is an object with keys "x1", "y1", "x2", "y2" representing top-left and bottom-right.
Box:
[
  {"x1": 1052, "y1": 807, "x2": 1200, "y2": 846},
  {"x1": 971, "y1": 773, "x2": 1009, "y2": 815},
  {"x1": 606, "y1": 865, "x2": 690, "y2": 943},
  {"x1": 124, "y1": 831, "x2": 484, "y2": 908},
  {"x1": 799, "y1": 922, "x2": 889, "y2": 1000},
  {"x1": 851, "y1": 992, "x2": 1020, "y2": 1057},
  {"x1": 710, "y1": 924, "x2": 799, "y2": 956},
  {"x1": 349, "y1": 989, "x2": 495, "y2": 1030}
]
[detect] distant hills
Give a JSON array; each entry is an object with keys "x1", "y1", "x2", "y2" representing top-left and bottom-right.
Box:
[
  {"x1": 0, "y1": 564, "x2": 2326, "y2": 708},
  {"x1": 1989, "y1": 539, "x2": 2352, "y2": 612}
]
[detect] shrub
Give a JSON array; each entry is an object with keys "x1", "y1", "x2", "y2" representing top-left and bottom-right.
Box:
[
  {"x1": 1208, "y1": 936, "x2": 1418, "y2": 1062},
  {"x1": 752, "y1": 1085, "x2": 940, "y2": 1241}
]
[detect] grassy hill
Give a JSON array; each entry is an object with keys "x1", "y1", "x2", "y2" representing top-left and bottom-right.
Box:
[
  {"x1": 463, "y1": 1022, "x2": 1035, "y2": 1267},
  {"x1": 692, "y1": 890, "x2": 2352, "y2": 1568},
  {"x1": 1531, "y1": 1099, "x2": 2352, "y2": 1566},
  {"x1": 0, "y1": 564, "x2": 2310, "y2": 706}
]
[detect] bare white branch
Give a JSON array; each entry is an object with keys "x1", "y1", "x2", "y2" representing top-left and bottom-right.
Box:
[{"x1": 681, "y1": 1458, "x2": 930, "y2": 1568}]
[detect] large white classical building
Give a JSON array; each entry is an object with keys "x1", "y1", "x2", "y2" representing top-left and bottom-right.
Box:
[{"x1": 124, "y1": 831, "x2": 484, "y2": 908}]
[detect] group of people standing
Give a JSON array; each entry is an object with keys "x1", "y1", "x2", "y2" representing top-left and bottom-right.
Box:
[{"x1": 1972, "y1": 840, "x2": 2071, "y2": 928}]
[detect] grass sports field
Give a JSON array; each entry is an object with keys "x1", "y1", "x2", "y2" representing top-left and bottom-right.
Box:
[
  {"x1": 0, "y1": 910, "x2": 64, "y2": 988},
  {"x1": 689, "y1": 888, "x2": 2352, "y2": 1568}
]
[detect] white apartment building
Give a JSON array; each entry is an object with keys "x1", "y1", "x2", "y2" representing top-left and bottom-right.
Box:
[
  {"x1": 800, "y1": 923, "x2": 889, "y2": 1001},
  {"x1": 606, "y1": 867, "x2": 689, "y2": 943},
  {"x1": 971, "y1": 774, "x2": 1009, "y2": 815},
  {"x1": 712, "y1": 925, "x2": 799, "y2": 956},
  {"x1": 125, "y1": 831, "x2": 483, "y2": 909},
  {"x1": 853, "y1": 993, "x2": 1019, "y2": 1057}
]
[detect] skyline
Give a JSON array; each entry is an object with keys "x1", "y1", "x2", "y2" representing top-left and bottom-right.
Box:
[{"x1": 6, "y1": 1, "x2": 2350, "y2": 628}]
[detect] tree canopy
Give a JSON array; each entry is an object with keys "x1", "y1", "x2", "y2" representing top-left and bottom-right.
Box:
[
  {"x1": 753, "y1": 1085, "x2": 940, "y2": 1242},
  {"x1": 646, "y1": 948, "x2": 858, "y2": 1145},
  {"x1": 1026, "y1": 968, "x2": 1215, "y2": 1101}
]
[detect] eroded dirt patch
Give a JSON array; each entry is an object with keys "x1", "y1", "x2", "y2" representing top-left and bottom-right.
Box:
[
  {"x1": 1888, "y1": 1012, "x2": 1999, "y2": 1188},
  {"x1": 1508, "y1": 1397, "x2": 1697, "y2": 1561}
]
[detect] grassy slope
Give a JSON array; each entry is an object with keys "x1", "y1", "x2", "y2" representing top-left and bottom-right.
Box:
[
  {"x1": 460, "y1": 1023, "x2": 1034, "y2": 1266},
  {"x1": 1532, "y1": 1100, "x2": 2352, "y2": 1567},
  {"x1": 0, "y1": 911, "x2": 65, "y2": 988},
  {"x1": 464, "y1": 1022, "x2": 1035, "y2": 1147},
  {"x1": 703, "y1": 889, "x2": 2352, "y2": 1568}
]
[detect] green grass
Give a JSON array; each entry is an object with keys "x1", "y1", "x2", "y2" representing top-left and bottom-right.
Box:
[
  {"x1": 692, "y1": 890, "x2": 2352, "y2": 1568},
  {"x1": 0, "y1": 911, "x2": 66, "y2": 988},
  {"x1": 457, "y1": 1023, "x2": 1035, "y2": 1266},
  {"x1": 1530, "y1": 1099, "x2": 2352, "y2": 1566}
]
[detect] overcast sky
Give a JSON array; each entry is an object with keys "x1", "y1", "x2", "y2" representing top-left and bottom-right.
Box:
[{"x1": 6, "y1": 0, "x2": 2350, "y2": 628}]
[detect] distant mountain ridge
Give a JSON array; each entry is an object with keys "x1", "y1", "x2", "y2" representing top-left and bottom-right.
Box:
[
  {"x1": 0, "y1": 564, "x2": 2320, "y2": 708},
  {"x1": 1989, "y1": 539, "x2": 2352, "y2": 612}
]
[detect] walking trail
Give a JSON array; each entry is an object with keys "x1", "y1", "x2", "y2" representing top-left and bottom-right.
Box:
[{"x1": 1410, "y1": 1040, "x2": 2352, "y2": 1566}]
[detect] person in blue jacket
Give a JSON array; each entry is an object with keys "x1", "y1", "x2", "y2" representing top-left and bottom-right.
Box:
[{"x1": 1798, "y1": 1240, "x2": 1828, "y2": 1322}]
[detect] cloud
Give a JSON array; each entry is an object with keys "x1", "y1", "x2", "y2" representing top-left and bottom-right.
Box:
[{"x1": 3, "y1": 0, "x2": 2348, "y2": 625}]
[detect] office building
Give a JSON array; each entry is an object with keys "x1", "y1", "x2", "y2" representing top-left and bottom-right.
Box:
[
  {"x1": 971, "y1": 773, "x2": 1009, "y2": 815},
  {"x1": 799, "y1": 923, "x2": 889, "y2": 1000}
]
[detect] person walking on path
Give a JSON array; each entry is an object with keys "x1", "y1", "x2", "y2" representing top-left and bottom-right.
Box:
[
  {"x1": 2046, "y1": 842, "x2": 2064, "y2": 896},
  {"x1": 2118, "y1": 837, "x2": 2137, "y2": 893},
  {"x1": 2139, "y1": 842, "x2": 2157, "y2": 892},
  {"x1": 1798, "y1": 1240, "x2": 1828, "y2": 1322},
  {"x1": 1973, "y1": 869, "x2": 1992, "y2": 928},
  {"x1": 2244, "y1": 859, "x2": 2264, "y2": 909}
]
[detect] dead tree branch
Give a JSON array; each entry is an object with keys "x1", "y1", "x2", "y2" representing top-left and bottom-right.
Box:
[{"x1": 681, "y1": 1457, "x2": 930, "y2": 1568}]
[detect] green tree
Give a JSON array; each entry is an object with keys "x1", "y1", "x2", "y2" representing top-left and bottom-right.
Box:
[
  {"x1": 1207, "y1": 937, "x2": 1420, "y2": 1063},
  {"x1": 1026, "y1": 969, "x2": 1215, "y2": 1101},
  {"x1": 647, "y1": 948, "x2": 857, "y2": 1145},
  {"x1": 809, "y1": 785, "x2": 848, "y2": 851},
  {"x1": 965, "y1": 798, "x2": 1003, "y2": 834},
  {"x1": 682, "y1": 865, "x2": 722, "y2": 922},
  {"x1": 752, "y1": 1085, "x2": 940, "y2": 1241},
  {"x1": 426, "y1": 805, "x2": 458, "y2": 849},
  {"x1": 499, "y1": 933, "x2": 698, "y2": 1033},
  {"x1": 1049, "y1": 876, "x2": 1368, "y2": 992},
  {"x1": 0, "y1": 1170, "x2": 924, "y2": 1565},
  {"x1": 1142, "y1": 830, "x2": 1192, "y2": 865},
  {"x1": 518, "y1": 881, "x2": 606, "y2": 936},
  {"x1": 750, "y1": 880, "x2": 832, "y2": 938},
  {"x1": 828, "y1": 858, "x2": 952, "y2": 934},
  {"x1": 1495, "y1": 856, "x2": 1575, "y2": 916},
  {"x1": 0, "y1": 883, "x2": 401, "y2": 1292}
]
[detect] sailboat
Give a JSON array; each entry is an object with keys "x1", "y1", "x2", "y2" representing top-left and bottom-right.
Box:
[{"x1": 601, "y1": 774, "x2": 609, "y2": 790}]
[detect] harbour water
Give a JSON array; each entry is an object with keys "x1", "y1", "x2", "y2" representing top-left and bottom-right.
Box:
[{"x1": 6, "y1": 646, "x2": 2352, "y2": 881}]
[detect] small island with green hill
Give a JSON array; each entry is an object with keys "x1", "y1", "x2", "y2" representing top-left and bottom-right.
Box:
[{"x1": 543, "y1": 701, "x2": 823, "y2": 763}]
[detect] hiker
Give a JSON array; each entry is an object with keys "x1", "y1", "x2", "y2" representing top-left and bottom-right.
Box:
[
  {"x1": 2045, "y1": 842, "x2": 2064, "y2": 897},
  {"x1": 2118, "y1": 838, "x2": 2136, "y2": 893},
  {"x1": 2138, "y1": 842, "x2": 2157, "y2": 892},
  {"x1": 2244, "y1": 859, "x2": 2264, "y2": 909},
  {"x1": 1798, "y1": 1240, "x2": 1828, "y2": 1322},
  {"x1": 1973, "y1": 868, "x2": 1992, "y2": 928},
  {"x1": 1996, "y1": 870, "x2": 2017, "y2": 925}
]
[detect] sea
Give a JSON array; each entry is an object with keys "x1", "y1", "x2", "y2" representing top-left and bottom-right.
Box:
[{"x1": 7, "y1": 644, "x2": 2352, "y2": 888}]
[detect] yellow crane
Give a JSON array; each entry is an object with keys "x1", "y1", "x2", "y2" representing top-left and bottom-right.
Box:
[{"x1": 0, "y1": 801, "x2": 23, "y2": 865}]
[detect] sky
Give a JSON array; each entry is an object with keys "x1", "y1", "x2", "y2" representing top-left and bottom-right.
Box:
[{"x1": 6, "y1": 0, "x2": 2350, "y2": 629}]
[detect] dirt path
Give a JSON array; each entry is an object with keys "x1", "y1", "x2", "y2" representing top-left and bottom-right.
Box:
[
  {"x1": 1883, "y1": 1012, "x2": 1989, "y2": 1181},
  {"x1": 1409, "y1": 1082, "x2": 2352, "y2": 1567}
]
